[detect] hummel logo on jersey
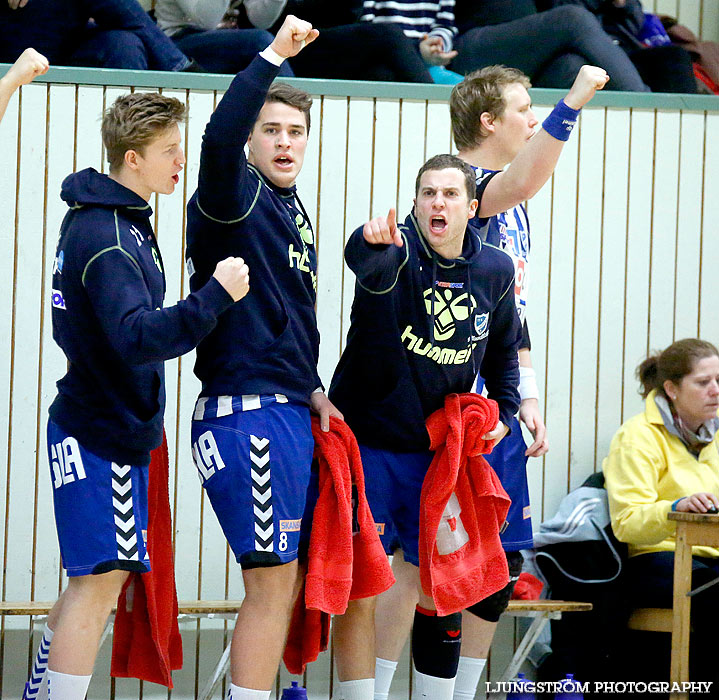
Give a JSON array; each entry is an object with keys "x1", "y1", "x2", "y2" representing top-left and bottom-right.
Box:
[
  {"x1": 51, "y1": 289, "x2": 66, "y2": 310},
  {"x1": 401, "y1": 325, "x2": 476, "y2": 366},
  {"x1": 50, "y1": 437, "x2": 86, "y2": 488},
  {"x1": 130, "y1": 225, "x2": 143, "y2": 247},
  {"x1": 288, "y1": 243, "x2": 317, "y2": 291},
  {"x1": 294, "y1": 212, "x2": 314, "y2": 245},
  {"x1": 423, "y1": 287, "x2": 477, "y2": 341},
  {"x1": 192, "y1": 431, "x2": 227, "y2": 483}
]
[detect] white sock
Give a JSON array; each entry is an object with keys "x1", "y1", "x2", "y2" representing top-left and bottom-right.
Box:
[
  {"x1": 227, "y1": 684, "x2": 271, "y2": 700},
  {"x1": 453, "y1": 657, "x2": 487, "y2": 700},
  {"x1": 46, "y1": 670, "x2": 91, "y2": 700},
  {"x1": 24, "y1": 624, "x2": 54, "y2": 700},
  {"x1": 374, "y1": 657, "x2": 398, "y2": 700},
  {"x1": 337, "y1": 678, "x2": 374, "y2": 700},
  {"x1": 413, "y1": 667, "x2": 455, "y2": 700}
]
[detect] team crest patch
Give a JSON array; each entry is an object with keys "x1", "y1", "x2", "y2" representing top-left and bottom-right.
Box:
[
  {"x1": 51, "y1": 289, "x2": 66, "y2": 310},
  {"x1": 523, "y1": 505, "x2": 532, "y2": 520},
  {"x1": 376, "y1": 523, "x2": 385, "y2": 535},
  {"x1": 474, "y1": 312, "x2": 489, "y2": 339},
  {"x1": 280, "y1": 519, "x2": 302, "y2": 532}
]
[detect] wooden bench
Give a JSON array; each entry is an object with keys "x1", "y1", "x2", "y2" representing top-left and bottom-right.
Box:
[
  {"x1": 627, "y1": 607, "x2": 673, "y2": 634},
  {"x1": 1, "y1": 598, "x2": 591, "y2": 700}
]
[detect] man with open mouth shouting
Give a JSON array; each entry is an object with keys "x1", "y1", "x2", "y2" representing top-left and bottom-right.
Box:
[{"x1": 329, "y1": 153, "x2": 523, "y2": 699}]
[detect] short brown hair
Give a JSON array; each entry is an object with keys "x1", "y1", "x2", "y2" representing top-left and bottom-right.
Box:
[
  {"x1": 102, "y1": 93, "x2": 186, "y2": 172},
  {"x1": 264, "y1": 82, "x2": 313, "y2": 133},
  {"x1": 450, "y1": 65, "x2": 531, "y2": 150},
  {"x1": 414, "y1": 153, "x2": 476, "y2": 201},
  {"x1": 637, "y1": 338, "x2": 719, "y2": 399}
]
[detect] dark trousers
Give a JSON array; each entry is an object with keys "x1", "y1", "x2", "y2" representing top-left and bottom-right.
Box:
[
  {"x1": 174, "y1": 27, "x2": 293, "y2": 77},
  {"x1": 288, "y1": 23, "x2": 433, "y2": 83},
  {"x1": 0, "y1": 0, "x2": 188, "y2": 70},
  {"x1": 451, "y1": 5, "x2": 649, "y2": 91}
]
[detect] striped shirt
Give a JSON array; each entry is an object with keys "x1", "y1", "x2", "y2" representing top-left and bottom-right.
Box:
[{"x1": 360, "y1": 0, "x2": 457, "y2": 52}]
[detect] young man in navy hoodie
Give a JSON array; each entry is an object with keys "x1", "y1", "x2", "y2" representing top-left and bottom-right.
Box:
[
  {"x1": 27, "y1": 93, "x2": 249, "y2": 700},
  {"x1": 183, "y1": 15, "x2": 347, "y2": 700},
  {"x1": 329, "y1": 153, "x2": 523, "y2": 700}
]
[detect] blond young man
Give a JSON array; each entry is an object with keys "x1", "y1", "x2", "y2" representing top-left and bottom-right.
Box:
[{"x1": 25, "y1": 92, "x2": 249, "y2": 700}]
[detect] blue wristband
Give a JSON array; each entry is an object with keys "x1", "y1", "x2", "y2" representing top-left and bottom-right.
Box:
[
  {"x1": 671, "y1": 498, "x2": 682, "y2": 511},
  {"x1": 542, "y1": 99, "x2": 580, "y2": 142}
]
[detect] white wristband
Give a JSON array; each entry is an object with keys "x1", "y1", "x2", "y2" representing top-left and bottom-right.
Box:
[
  {"x1": 259, "y1": 46, "x2": 286, "y2": 67},
  {"x1": 519, "y1": 366, "x2": 539, "y2": 402}
]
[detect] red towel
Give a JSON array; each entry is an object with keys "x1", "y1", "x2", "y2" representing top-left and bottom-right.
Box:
[
  {"x1": 111, "y1": 433, "x2": 183, "y2": 687},
  {"x1": 283, "y1": 416, "x2": 395, "y2": 675},
  {"x1": 419, "y1": 393, "x2": 511, "y2": 616},
  {"x1": 510, "y1": 572, "x2": 544, "y2": 601}
]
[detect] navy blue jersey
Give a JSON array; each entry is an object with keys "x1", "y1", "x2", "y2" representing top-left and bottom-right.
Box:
[
  {"x1": 49, "y1": 169, "x2": 232, "y2": 465},
  {"x1": 185, "y1": 55, "x2": 322, "y2": 404},
  {"x1": 330, "y1": 213, "x2": 521, "y2": 451}
]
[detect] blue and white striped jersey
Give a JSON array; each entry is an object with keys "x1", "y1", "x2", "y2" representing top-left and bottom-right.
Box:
[
  {"x1": 472, "y1": 168, "x2": 531, "y2": 325},
  {"x1": 360, "y1": 0, "x2": 457, "y2": 52}
]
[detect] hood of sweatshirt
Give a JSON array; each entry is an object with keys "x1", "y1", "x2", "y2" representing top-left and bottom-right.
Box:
[{"x1": 60, "y1": 168, "x2": 153, "y2": 218}]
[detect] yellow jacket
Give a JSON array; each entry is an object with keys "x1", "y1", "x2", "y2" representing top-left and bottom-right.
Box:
[{"x1": 603, "y1": 390, "x2": 719, "y2": 559}]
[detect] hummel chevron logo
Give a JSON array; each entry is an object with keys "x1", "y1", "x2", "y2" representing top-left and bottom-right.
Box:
[
  {"x1": 112, "y1": 463, "x2": 131, "y2": 479},
  {"x1": 251, "y1": 469, "x2": 271, "y2": 487},
  {"x1": 22, "y1": 633, "x2": 51, "y2": 699},
  {"x1": 112, "y1": 462, "x2": 139, "y2": 561},
  {"x1": 250, "y1": 435, "x2": 273, "y2": 552},
  {"x1": 112, "y1": 497, "x2": 133, "y2": 514},
  {"x1": 252, "y1": 486, "x2": 272, "y2": 504},
  {"x1": 254, "y1": 504, "x2": 272, "y2": 521}
]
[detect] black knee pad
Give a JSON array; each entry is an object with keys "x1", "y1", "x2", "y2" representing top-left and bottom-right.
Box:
[{"x1": 412, "y1": 607, "x2": 462, "y2": 679}]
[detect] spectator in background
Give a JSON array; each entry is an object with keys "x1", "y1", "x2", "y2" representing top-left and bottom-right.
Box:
[
  {"x1": 604, "y1": 338, "x2": 719, "y2": 685},
  {"x1": 270, "y1": 0, "x2": 434, "y2": 82},
  {"x1": 358, "y1": 0, "x2": 464, "y2": 83},
  {"x1": 545, "y1": 0, "x2": 698, "y2": 93},
  {"x1": 451, "y1": 0, "x2": 649, "y2": 91},
  {"x1": 155, "y1": 0, "x2": 293, "y2": 76},
  {"x1": 0, "y1": 47, "x2": 49, "y2": 124},
  {"x1": 0, "y1": 0, "x2": 193, "y2": 71}
]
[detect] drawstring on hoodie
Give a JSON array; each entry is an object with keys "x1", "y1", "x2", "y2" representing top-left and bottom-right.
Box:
[
  {"x1": 430, "y1": 256, "x2": 437, "y2": 344},
  {"x1": 466, "y1": 265, "x2": 477, "y2": 376}
]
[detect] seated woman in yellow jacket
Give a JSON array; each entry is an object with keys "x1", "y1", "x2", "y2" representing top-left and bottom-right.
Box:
[{"x1": 604, "y1": 337, "x2": 719, "y2": 680}]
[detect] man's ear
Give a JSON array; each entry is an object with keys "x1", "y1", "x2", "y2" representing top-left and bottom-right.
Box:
[
  {"x1": 468, "y1": 198, "x2": 478, "y2": 219},
  {"x1": 124, "y1": 149, "x2": 140, "y2": 171},
  {"x1": 479, "y1": 111, "x2": 495, "y2": 135}
]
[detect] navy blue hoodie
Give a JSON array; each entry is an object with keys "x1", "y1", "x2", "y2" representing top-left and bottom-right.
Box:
[
  {"x1": 49, "y1": 169, "x2": 233, "y2": 465},
  {"x1": 329, "y1": 213, "x2": 521, "y2": 452},
  {"x1": 185, "y1": 55, "x2": 322, "y2": 403}
]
